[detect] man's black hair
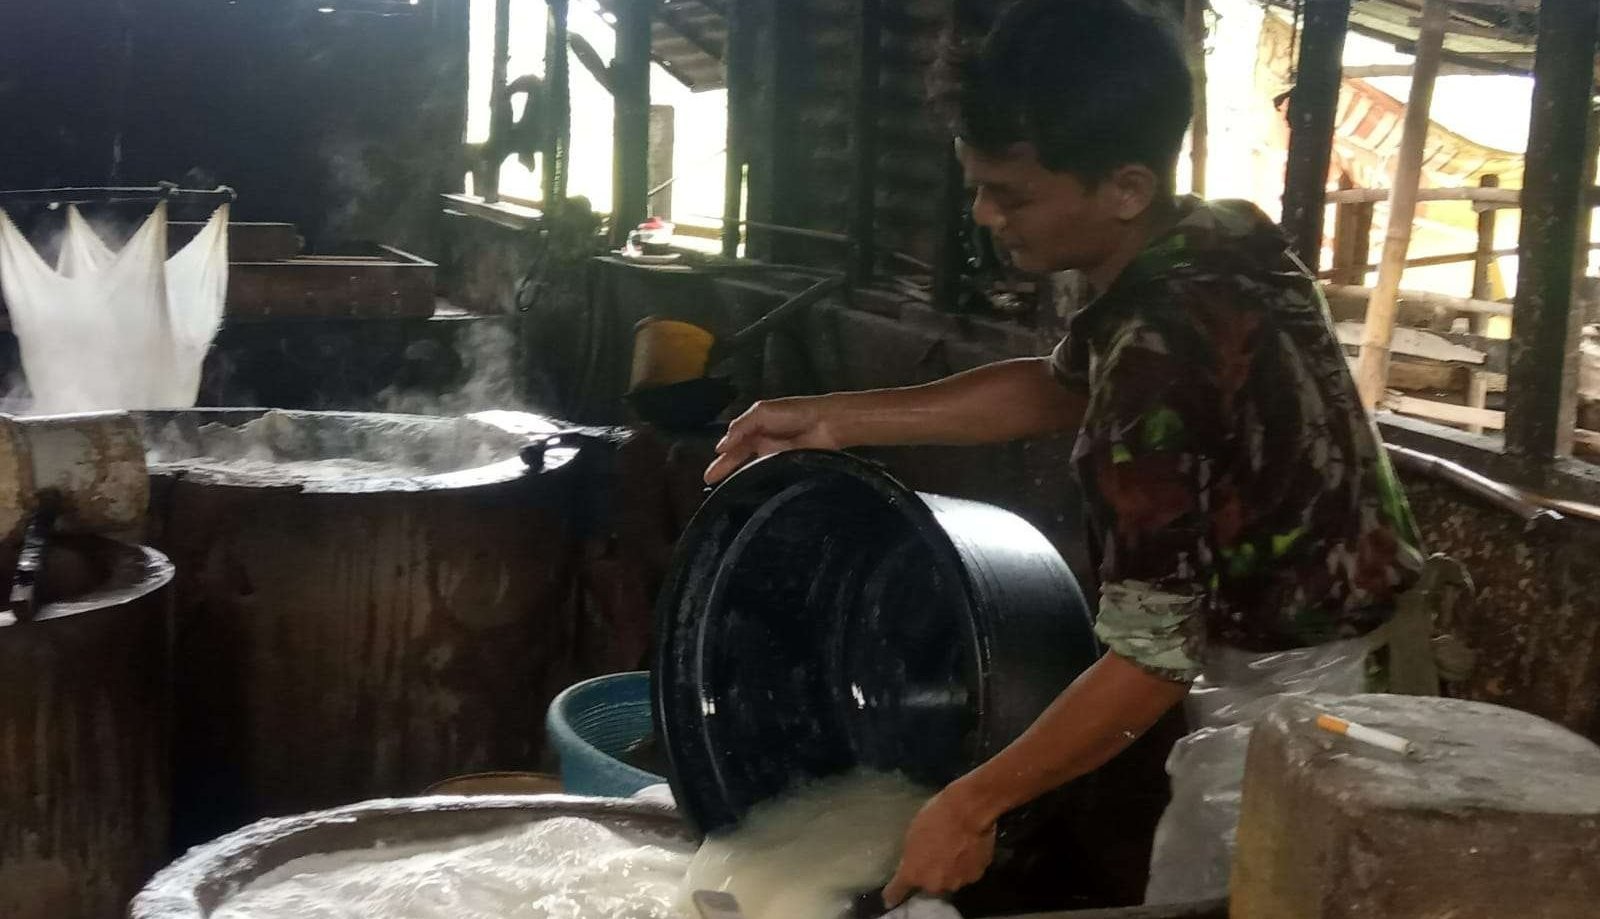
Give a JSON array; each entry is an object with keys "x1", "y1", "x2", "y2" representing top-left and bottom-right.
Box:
[{"x1": 933, "y1": 0, "x2": 1194, "y2": 184}]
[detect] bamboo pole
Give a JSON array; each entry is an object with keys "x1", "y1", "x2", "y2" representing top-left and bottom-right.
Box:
[{"x1": 1354, "y1": 0, "x2": 1448, "y2": 410}]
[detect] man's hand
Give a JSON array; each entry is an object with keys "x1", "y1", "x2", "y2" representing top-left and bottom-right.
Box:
[
  {"x1": 882, "y1": 783, "x2": 997, "y2": 908},
  {"x1": 704, "y1": 397, "x2": 840, "y2": 484}
]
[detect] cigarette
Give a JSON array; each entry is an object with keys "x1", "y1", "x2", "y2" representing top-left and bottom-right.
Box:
[{"x1": 1315, "y1": 713, "x2": 1419, "y2": 759}]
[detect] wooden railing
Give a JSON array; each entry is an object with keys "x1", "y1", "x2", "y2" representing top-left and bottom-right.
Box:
[{"x1": 1323, "y1": 176, "x2": 1600, "y2": 441}]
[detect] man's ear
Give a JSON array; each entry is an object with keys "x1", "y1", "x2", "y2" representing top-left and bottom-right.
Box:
[{"x1": 1104, "y1": 164, "x2": 1160, "y2": 222}]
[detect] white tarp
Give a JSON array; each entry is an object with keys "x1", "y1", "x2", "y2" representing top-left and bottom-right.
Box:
[{"x1": 0, "y1": 201, "x2": 228, "y2": 414}]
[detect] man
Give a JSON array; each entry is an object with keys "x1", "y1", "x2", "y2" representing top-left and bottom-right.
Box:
[{"x1": 705, "y1": 0, "x2": 1423, "y2": 906}]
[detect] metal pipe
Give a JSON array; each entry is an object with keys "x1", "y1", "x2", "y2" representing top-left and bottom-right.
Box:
[{"x1": 1385, "y1": 443, "x2": 1563, "y2": 533}]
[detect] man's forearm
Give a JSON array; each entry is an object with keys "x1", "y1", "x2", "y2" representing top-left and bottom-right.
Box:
[
  {"x1": 952, "y1": 653, "x2": 1190, "y2": 827},
  {"x1": 824, "y1": 357, "x2": 1085, "y2": 449}
]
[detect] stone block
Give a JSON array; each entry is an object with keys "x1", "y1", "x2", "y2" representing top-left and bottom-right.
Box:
[{"x1": 1232, "y1": 693, "x2": 1600, "y2": 919}]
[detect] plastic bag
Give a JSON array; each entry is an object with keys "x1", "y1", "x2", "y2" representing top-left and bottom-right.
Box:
[{"x1": 1143, "y1": 637, "x2": 1370, "y2": 904}]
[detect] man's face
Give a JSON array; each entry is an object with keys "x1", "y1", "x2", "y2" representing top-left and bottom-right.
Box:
[{"x1": 958, "y1": 139, "x2": 1127, "y2": 275}]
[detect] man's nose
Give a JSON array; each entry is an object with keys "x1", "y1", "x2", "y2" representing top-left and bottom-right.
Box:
[{"x1": 970, "y1": 190, "x2": 1003, "y2": 231}]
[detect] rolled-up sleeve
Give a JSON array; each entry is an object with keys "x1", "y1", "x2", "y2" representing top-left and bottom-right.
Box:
[{"x1": 1079, "y1": 323, "x2": 1219, "y2": 683}]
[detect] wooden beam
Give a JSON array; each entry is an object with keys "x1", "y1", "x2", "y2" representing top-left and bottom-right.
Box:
[
  {"x1": 933, "y1": 153, "x2": 965, "y2": 313},
  {"x1": 1355, "y1": 0, "x2": 1449, "y2": 410},
  {"x1": 1505, "y1": 0, "x2": 1600, "y2": 459},
  {"x1": 1468, "y1": 174, "x2": 1500, "y2": 432},
  {"x1": 1337, "y1": 322, "x2": 1491, "y2": 367},
  {"x1": 611, "y1": 0, "x2": 653, "y2": 244},
  {"x1": 542, "y1": 0, "x2": 571, "y2": 206},
  {"x1": 1329, "y1": 176, "x2": 1374, "y2": 286},
  {"x1": 1322, "y1": 283, "x2": 1513, "y2": 318},
  {"x1": 1184, "y1": 0, "x2": 1209, "y2": 197},
  {"x1": 655, "y1": 2, "x2": 723, "y2": 63},
  {"x1": 1385, "y1": 395, "x2": 1505, "y2": 430},
  {"x1": 483, "y1": 0, "x2": 512, "y2": 203},
  {"x1": 1343, "y1": 63, "x2": 1496, "y2": 78},
  {"x1": 851, "y1": 0, "x2": 883, "y2": 282},
  {"x1": 721, "y1": 0, "x2": 748, "y2": 257},
  {"x1": 1281, "y1": 0, "x2": 1352, "y2": 270}
]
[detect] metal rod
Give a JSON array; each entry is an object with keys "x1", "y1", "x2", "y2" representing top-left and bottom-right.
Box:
[
  {"x1": 1280, "y1": 0, "x2": 1352, "y2": 270},
  {"x1": 1505, "y1": 0, "x2": 1600, "y2": 459}
]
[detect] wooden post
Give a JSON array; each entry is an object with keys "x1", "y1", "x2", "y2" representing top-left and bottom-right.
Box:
[
  {"x1": 1353, "y1": 0, "x2": 1447, "y2": 410},
  {"x1": 483, "y1": 0, "x2": 512, "y2": 203},
  {"x1": 1280, "y1": 0, "x2": 1351, "y2": 270},
  {"x1": 1183, "y1": 0, "x2": 1209, "y2": 197},
  {"x1": 1330, "y1": 175, "x2": 1374, "y2": 286},
  {"x1": 933, "y1": 153, "x2": 966, "y2": 313},
  {"x1": 648, "y1": 105, "x2": 675, "y2": 219},
  {"x1": 611, "y1": 0, "x2": 652, "y2": 245},
  {"x1": 1467, "y1": 174, "x2": 1500, "y2": 433},
  {"x1": 851, "y1": 0, "x2": 883, "y2": 282},
  {"x1": 721, "y1": 0, "x2": 748, "y2": 257},
  {"x1": 542, "y1": 0, "x2": 571, "y2": 206},
  {"x1": 1505, "y1": 0, "x2": 1600, "y2": 459}
]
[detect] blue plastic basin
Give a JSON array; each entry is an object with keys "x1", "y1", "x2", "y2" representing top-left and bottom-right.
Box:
[{"x1": 546, "y1": 671, "x2": 666, "y2": 797}]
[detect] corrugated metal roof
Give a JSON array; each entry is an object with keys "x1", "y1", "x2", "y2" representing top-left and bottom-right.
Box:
[
  {"x1": 1268, "y1": 0, "x2": 1598, "y2": 82},
  {"x1": 594, "y1": 0, "x2": 727, "y2": 92}
]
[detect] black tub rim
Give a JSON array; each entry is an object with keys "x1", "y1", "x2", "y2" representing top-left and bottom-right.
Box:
[{"x1": 653, "y1": 449, "x2": 1098, "y2": 835}]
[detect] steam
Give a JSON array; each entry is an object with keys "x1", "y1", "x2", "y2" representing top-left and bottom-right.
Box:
[{"x1": 377, "y1": 320, "x2": 525, "y2": 417}]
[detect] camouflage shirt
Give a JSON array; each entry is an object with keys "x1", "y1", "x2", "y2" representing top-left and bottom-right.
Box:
[{"x1": 1052, "y1": 197, "x2": 1424, "y2": 682}]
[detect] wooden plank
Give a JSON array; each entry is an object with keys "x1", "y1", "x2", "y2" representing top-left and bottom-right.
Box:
[
  {"x1": 1505, "y1": 0, "x2": 1600, "y2": 458},
  {"x1": 1335, "y1": 321, "x2": 1490, "y2": 366},
  {"x1": 1281, "y1": 0, "x2": 1352, "y2": 270},
  {"x1": 1325, "y1": 185, "x2": 1600, "y2": 209},
  {"x1": 1323, "y1": 283, "x2": 1512, "y2": 318},
  {"x1": 1385, "y1": 395, "x2": 1505, "y2": 430}
]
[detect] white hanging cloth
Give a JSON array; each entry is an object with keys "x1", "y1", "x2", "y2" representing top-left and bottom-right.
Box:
[{"x1": 0, "y1": 201, "x2": 229, "y2": 413}]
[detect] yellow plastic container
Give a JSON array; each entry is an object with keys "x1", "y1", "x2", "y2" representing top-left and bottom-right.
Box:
[{"x1": 629, "y1": 317, "x2": 715, "y2": 391}]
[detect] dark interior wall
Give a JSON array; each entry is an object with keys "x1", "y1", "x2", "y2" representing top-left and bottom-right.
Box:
[{"x1": 0, "y1": 0, "x2": 468, "y2": 257}]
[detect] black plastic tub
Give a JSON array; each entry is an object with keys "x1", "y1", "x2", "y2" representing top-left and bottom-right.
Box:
[{"x1": 653, "y1": 450, "x2": 1100, "y2": 834}]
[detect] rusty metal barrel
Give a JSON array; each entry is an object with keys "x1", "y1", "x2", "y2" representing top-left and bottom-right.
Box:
[
  {"x1": 137, "y1": 409, "x2": 591, "y2": 848},
  {"x1": 0, "y1": 535, "x2": 174, "y2": 919}
]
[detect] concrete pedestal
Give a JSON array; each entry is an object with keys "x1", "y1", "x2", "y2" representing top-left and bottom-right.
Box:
[{"x1": 1232, "y1": 693, "x2": 1600, "y2": 918}]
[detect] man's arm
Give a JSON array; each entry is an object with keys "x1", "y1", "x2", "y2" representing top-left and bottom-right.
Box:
[
  {"x1": 706, "y1": 357, "x2": 1084, "y2": 483},
  {"x1": 881, "y1": 653, "x2": 1189, "y2": 905}
]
